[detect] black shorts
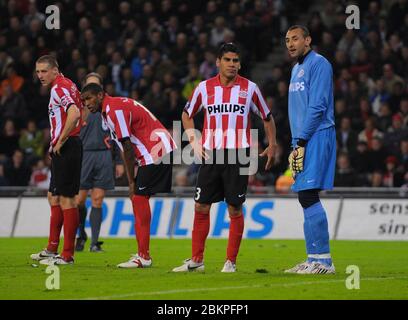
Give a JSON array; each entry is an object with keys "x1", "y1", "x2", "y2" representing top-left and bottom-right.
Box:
[
  {"x1": 49, "y1": 136, "x2": 83, "y2": 197},
  {"x1": 134, "y1": 152, "x2": 173, "y2": 196},
  {"x1": 195, "y1": 149, "x2": 250, "y2": 206}
]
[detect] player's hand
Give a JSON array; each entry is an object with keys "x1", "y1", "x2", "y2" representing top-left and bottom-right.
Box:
[
  {"x1": 191, "y1": 141, "x2": 209, "y2": 161},
  {"x1": 288, "y1": 146, "x2": 305, "y2": 174},
  {"x1": 259, "y1": 144, "x2": 277, "y2": 171},
  {"x1": 115, "y1": 164, "x2": 125, "y2": 178},
  {"x1": 52, "y1": 139, "x2": 65, "y2": 156}
]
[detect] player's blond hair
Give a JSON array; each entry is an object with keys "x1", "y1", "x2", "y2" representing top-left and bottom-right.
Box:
[{"x1": 36, "y1": 55, "x2": 59, "y2": 69}]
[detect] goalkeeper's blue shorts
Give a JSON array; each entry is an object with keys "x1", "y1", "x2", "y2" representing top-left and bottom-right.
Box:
[{"x1": 291, "y1": 126, "x2": 336, "y2": 192}]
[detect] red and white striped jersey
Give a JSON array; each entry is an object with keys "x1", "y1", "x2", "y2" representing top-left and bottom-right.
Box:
[
  {"x1": 48, "y1": 74, "x2": 82, "y2": 147},
  {"x1": 184, "y1": 74, "x2": 270, "y2": 149},
  {"x1": 101, "y1": 95, "x2": 177, "y2": 166}
]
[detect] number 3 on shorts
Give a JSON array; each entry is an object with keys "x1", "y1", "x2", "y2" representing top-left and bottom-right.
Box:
[{"x1": 195, "y1": 187, "x2": 201, "y2": 201}]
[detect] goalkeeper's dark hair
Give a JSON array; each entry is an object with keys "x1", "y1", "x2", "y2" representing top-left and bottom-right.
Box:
[
  {"x1": 81, "y1": 82, "x2": 104, "y2": 95},
  {"x1": 217, "y1": 42, "x2": 240, "y2": 59},
  {"x1": 288, "y1": 25, "x2": 310, "y2": 38}
]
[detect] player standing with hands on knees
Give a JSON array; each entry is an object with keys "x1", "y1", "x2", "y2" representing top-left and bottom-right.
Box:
[
  {"x1": 80, "y1": 83, "x2": 176, "y2": 268},
  {"x1": 31, "y1": 55, "x2": 83, "y2": 265},
  {"x1": 285, "y1": 25, "x2": 336, "y2": 274},
  {"x1": 173, "y1": 43, "x2": 277, "y2": 273}
]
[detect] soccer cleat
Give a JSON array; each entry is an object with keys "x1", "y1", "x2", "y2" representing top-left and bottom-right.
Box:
[
  {"x1": 39, "y1": 255, "x2": 74, "y2": 265},
  {"x1": 298, "y1": 262, "x2": 336, "y2": 275},
  {"x1": 284, "y1": 261, "x2": 313, "y2": 274},
  {"x1": 221, "y1": 260, "x2": 236, "y2": 273},
  {"x1": 172, "y1": 258, "x2": 205, "y2": 272},
  {"x1": 90, "y1": 241, "x2": 104, "y2": 253},
  {"x1": 30, "y1": 249, "x2": 58, "y2": 261},
  {"x1": 75, "y1": 237, "x2": 87, "y2": 252},
  {"x1": 117, "y1": 254, "x2": 152, "y2": 268}
]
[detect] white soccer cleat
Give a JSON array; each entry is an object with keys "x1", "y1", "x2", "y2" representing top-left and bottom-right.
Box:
[
  {"x1": 117, "y1": 254, "x2": 152, "y2": 268},
  {"x1": 221, "y1": 260, "x2": 236, "y2": 273},
  {"x1": 298, "y1": 262, "x2": 336, "y2": 274},
  {"x1": 30, "y1": 249, "x2": 58, "y2": 261},
  {"x1": 39, "y1": 255, "x2": 74, "y2": 265},
  {"x1": 172, "y1": 258, "x2": 204, "y2": 272},
  {"x1": 284, "y1": 261, "x2": 312, "y2": 274}
]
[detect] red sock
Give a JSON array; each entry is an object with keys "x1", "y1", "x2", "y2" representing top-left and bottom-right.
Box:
[
  {"x1": 61, "y1": 208, "x2": 79, "y2": 261},
  {"x1": 131, "y1": 195, "x2": 151, "y2": 260},
  {"x1": 227, "y1": 214, "x2": 244, "y2": 263},
  {"x1": 47, "y1": 205, "x2": 63, "y2": 252},
  {"x1": 192, "y1": 211, "x2": 210, "y2": 263}
]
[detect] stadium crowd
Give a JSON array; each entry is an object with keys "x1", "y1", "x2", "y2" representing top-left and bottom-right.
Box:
[{"x1": 0, "y1": 0, "x2": 407, "y2": 190}]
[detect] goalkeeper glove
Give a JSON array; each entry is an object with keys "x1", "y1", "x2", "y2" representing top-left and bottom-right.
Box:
[{"x1": 289, "y1": 145, "x2": 305, "y2": 174}]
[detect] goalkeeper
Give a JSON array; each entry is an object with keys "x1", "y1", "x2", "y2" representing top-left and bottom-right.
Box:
[{"x1": 285, "y1": 25, "x2": 336, "y2": 274}]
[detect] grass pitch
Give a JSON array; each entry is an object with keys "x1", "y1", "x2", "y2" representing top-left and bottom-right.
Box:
[{"x1": 0, "y1": 238, "x2": 407, "y2": 300}]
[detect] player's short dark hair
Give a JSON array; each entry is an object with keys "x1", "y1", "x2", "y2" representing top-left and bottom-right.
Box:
[
  {"x1": 217, "y1": 42, "x2": 240, "y2": 59},
  {"x1": 36, "y1": 55, "x2": 59, "y2": 69},
  {"x1": 81, "y1": 82, "x2": 104, "y2": 95},
  {"x1": 287, "y1": 25, "x2": 310, "y2": 38},
  {"x1": 82, "y1": 72, "x2": 103, "y2": 88}
]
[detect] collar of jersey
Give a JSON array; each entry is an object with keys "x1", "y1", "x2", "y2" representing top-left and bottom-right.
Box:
[
  {"x1": 215, "y1": 73, "x2": 241, "y2": 88},
  {"x1": 51, "y1": 73, "x2": 64, "y2": 87},
  {"x1": 297, "y1": 49, "x2": 313, "y2": 65},
  {"x1": 101, "y1": 93, "x2": 111, "y2": 113}
]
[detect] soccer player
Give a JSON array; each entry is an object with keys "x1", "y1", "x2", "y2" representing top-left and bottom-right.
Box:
[
  {"x1": 172, "y1": 43, "x2": 277, "y2": 273},
  {"x1": 80, "y1": 83, "x2": 176, "y2": 268},
  {"x1": 285, "y1": 25, "x2": 336, "y2": 274},
  {"x1": 31, "y1": 55, "x2": 83, "y2": 265},
  {"x1": 75, "y1": 73, "x2": 115, "y2": 253}
]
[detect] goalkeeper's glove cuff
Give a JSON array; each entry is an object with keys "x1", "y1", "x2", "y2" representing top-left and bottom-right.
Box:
[{"x1": 297, "y1": 139, "x2": 307, "y2": 147}]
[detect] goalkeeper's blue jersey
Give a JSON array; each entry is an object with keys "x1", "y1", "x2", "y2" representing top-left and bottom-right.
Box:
[{"x1": 288, "y1": 50, "x2": 335, "y2": 145}]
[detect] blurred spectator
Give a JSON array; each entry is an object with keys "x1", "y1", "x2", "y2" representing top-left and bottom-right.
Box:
[
  {"x1": 199, "y1": 50, "x2": 217, "y2": 80},
  {"x1": 383, "y1": 155, "x2": 404, "y2": 187},
  {"x1": 3, "y1": 149, "x2": 31, "y2": 186},
  {"x1": 337, "y1": 116, "x2": 358, "y2": 154},
  {"x1": 0, "y1": 119, "x2": 20, "y2": 159},
  {"x1": 1, "y1": 64, "x2": 24, "y2": 94},
  {"x1": 370, "y1": 170, "x2": 385, "y2": 187},
  {"x1": 384, "y1": 113, "x2": 408, "y2": 154},
  {"x1": 29, "y1": 157, "x2": 50, "y2": 189},
  {"x1": 19, "y1": 119, "x2": 44, "y2": 161},
  {"x1": 275, "y1": 169, "x2": 294, "y2": 194},
  {"x1": 358, "y1": 117, "x2": 383, "y2": 149},
  {"x1": 368, "y1": 137, "x2": 387, "y2": 172},
  {"x1": 397, "y1": 139, "x2": 408, "y2": 172},
  {"x1": 181, "y1": 65, "x2": 202, "y2": 100},
  {"x1": 0, "y1": 164, "x2": 8, "y2": 186},
  {"x1": 0, "y1": 80, "x2": 28, "y2": 126},
  {"x1": 334, "y1": 152, "x2": 358, "y2": 187},
  {"x1": 382, "y1": 64, "x2": 404, "y2": 95}
]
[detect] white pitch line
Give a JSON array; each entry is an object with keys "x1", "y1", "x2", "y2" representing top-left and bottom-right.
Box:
[{"x1": 81, "y1": 276, "x2": 408, "y2": 300}]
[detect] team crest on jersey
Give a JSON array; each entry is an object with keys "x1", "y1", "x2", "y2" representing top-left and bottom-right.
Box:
[
  {"x1": 297, "y1": 69, "x2": 304, "y2": 78},
  {"x1": 238, "y1": 90, "x2": 248, "y2": 98}
]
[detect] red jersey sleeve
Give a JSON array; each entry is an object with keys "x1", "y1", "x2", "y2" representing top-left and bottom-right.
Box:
[
  {"x1": 250, "y1": 85, "x2": 270, "y2": 120},
  {"x1": 184, "y1": 84, "x2": 203, "y2": 118}
]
